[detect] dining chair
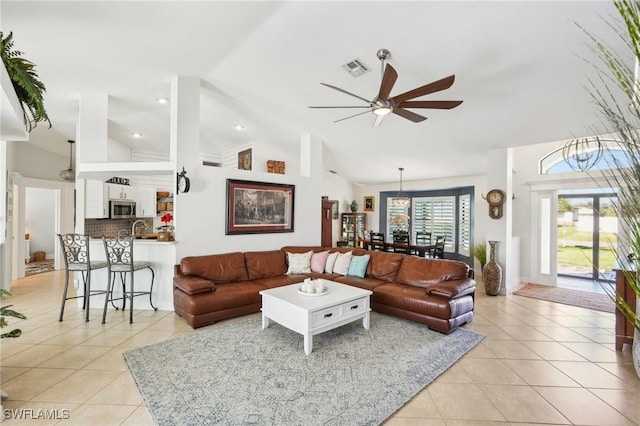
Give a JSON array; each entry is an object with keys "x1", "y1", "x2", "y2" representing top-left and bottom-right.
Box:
[
  {"x1": 102, "y1": 230, "x2": 157, "y2": 324},
  {"x1": 393, "y1": 232, "x2": 411, "y2": 255},
  {"x1": 431, "y1": 235, "x2": 446, "y2": 259},
  {"x1": 413, "y1": 231, "x2": 432, "y2": 256},
  {"x1": 370, "y1": 231, "x2": 386, "y2": 251},
  {"x1": 57, "y1": 233, "x2": 108, "y2": 322}
]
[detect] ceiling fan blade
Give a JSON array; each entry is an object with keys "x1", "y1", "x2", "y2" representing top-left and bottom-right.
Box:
[
  {"x1": 377, "y1": 64, "x2": 398, "y2": 100},
  {"x1": 308, "y1": 106, "x2": 371, "y2": 109},
  {"x1": 390, "y1": 75, "x2": 456, "y2": 104},
  {"x1": 334, "y1": 109, "x2": 373, "y2": 123},
  {"x1": 372, "y1": 114, "x2": 385, "y2": 127},
  {"x1": 393, "y1": 108, "x2": 428, "y2": 123},
  {"x1": 398, "y1": 100, "x2": 463, "y2": 109},
  {"x1": 320, "y1": 83, "x2": 372, "y2": 104}
]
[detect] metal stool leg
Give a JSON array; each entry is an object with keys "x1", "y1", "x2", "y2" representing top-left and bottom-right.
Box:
[
  {"x1": 85, "y1": 270, "x2": 91, "y2": 322},
  {"x1": 59, "y1": 270, "x2": 71, "y2": 321},
  {"x1": 148, "y1": 267, "x2": 157, "y2": 311}
]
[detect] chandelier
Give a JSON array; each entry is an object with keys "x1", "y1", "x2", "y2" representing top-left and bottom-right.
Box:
[
  {"x1": 59, "y1": 139, "x2": 75, "y2": 182},
  {"x1": 391, "y1": 167, "x2": 411, "y2": 208},
  {"x1": 562, "y1": 137, "x2": 603, "y2": 172}
]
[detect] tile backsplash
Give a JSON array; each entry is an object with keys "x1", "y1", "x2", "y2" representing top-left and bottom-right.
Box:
[{"x1": 84, "y1": 218, "x2": 153, "y2": 238}]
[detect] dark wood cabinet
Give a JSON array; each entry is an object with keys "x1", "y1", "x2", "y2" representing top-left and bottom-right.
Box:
[
  {"x1": 615, "y1": 268, "x2": 637, "y2": 350},
  {"x1": 341, "y1": 213, "x2": 367, "y2": 248},
  {"x1": 321, "y1": 201, "x2": 334, "y2": 247}
]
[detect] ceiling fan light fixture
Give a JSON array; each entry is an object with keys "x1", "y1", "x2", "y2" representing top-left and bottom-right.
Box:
[{"x1": 373, "y1": 106, "x2": 392, "y2": 116}]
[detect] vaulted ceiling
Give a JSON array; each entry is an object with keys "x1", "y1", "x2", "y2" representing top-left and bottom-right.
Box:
[{"x1": 2, "y1": 1, "x2": 630, "y2": 184}]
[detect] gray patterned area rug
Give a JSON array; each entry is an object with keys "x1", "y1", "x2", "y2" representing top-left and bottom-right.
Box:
[{"x1": 124, "y1": 312, "x2": 484, "y2": 425}]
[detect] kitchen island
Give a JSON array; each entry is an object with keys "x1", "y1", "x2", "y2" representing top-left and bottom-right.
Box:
[{"x1": 81, "y1": 239, "x2": 176, "y2": 311}]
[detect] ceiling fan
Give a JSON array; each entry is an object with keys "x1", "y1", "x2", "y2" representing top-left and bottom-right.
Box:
[{"x1": 309, "y1": 49, "x2": 463, "y2": 127}]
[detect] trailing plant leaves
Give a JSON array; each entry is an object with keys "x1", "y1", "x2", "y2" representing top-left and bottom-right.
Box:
[
  {"x1": 0, "y1": 31, "x2": 51, "y2": 132},
  {"x1": 581, "y1": 0, "x2": 640, "y2": 331}
]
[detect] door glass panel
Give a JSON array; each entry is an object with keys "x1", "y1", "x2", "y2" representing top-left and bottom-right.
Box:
[
  {"x1": 557, "y1": 192, "x2": 617, "y2": 282},
  {"x1": 598, "y1": 196, "x2": 617, "y2": 281}
]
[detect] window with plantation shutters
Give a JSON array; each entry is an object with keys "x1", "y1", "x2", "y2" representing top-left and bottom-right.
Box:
[
  {"x1": 386, "y1": 201, "x2": 409, "y2": 237},
  {"x1": 458, "y1": 194, "x2": 471, "y2": 256},
  {"x1": 412, "y1": 196, "x2": 455, "y2": 251},
  {"x1": 379, "y1": 186, "x2": 474, "y2": 264}
]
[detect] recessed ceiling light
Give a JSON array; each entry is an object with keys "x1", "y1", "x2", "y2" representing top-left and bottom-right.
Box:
[
  {"x1": 132, "y1": 132, "x2": 142, "y2": 138},
  {"x1": 157, "y1": 97, "x2": 169, "y2": 104},
  {"x1": 234, "y1": 124, "x2": 245, "y2": 131}
]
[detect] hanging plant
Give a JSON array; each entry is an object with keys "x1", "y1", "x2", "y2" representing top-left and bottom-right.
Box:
[{"x1": 0, "y1": 31, "x2": 51, "y2": 132}]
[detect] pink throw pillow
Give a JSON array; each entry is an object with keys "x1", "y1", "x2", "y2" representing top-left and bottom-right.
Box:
[{"x1": 310, "y1": 251, "x2": 329, "y2": 273}]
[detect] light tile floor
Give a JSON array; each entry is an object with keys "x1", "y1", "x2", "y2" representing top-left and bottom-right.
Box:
[{"x1": 1, "y1": 270, "x2": 638, "y2": 425}]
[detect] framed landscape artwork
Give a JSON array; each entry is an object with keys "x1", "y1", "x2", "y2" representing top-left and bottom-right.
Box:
[
  {"x1": 226, "y1": 179, "x2": 295, "y2": 234},
  {"x1": 364, "y1": 196, "x2": 374, "y2": 212}
]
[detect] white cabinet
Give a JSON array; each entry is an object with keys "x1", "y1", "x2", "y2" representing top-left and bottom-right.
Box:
[
  {"x1": 107, "y1": 184, "x2": 137, "y2": 200},
  {"x1": 137, "y1": 188, "x2": 156, "y2": 218},
  {"x1": 85, "y1": 180, "x2": 108, "y2": 218}
]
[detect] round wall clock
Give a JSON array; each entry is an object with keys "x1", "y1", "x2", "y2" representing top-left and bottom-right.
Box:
[
  {"x1": 176, "y1": 168, "x2": 190, "y2": 193},
  {"x1": 485, "y1": 189, "x2": 505, "y2": 219}
]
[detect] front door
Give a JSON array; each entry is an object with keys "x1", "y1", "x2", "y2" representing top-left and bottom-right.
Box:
[{"x1": 557, "y1": 190, "x2": 617, "y2": 282}]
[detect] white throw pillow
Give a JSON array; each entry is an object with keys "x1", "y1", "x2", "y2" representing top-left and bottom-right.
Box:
[
  {"x1": 286, "y1": 251, "x2": 312, "y2": 274},
  {"x1": 324, "y1": 252, "x2": 339, "y2": 273},
  {"x1": 332, "y1": 251, "x2": 353, "y2": 276}
]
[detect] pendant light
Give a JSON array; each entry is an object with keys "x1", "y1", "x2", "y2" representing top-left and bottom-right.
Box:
[
  {"x1": 391, "y1": 167, "x2": 410, "y2": 208},
  {"x1": 59, "y1": 139, "x2": 75, "y2": 182},
  {"x1": 562, "y1": 137, "x2": 603, "y2": 172}
]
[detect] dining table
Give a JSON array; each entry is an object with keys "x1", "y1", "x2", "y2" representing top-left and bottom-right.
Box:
[{"x1": 362, "y1": 239, "x2": 435, "y2": 257}]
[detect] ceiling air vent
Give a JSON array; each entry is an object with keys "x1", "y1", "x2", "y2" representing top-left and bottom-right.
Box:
[{"x1": 342, "y1": 59, "x2": 370, "y2": 77}]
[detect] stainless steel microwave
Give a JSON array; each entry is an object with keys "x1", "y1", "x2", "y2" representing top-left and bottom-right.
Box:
[{"x1": 109, "y1": 200, "x2": 136, "y2": 219}]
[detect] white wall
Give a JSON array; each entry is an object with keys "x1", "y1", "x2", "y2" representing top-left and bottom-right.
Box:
[
  {"x1": 25, "y1": 187, "x2": 56, "y2": 259},
  {"x1": 7, "y1": 142, "x2": 69, "y2": 181}
]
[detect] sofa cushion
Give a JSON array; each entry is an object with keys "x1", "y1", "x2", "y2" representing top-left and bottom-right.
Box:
[
  {"x1": 333, "y1": 251, "x2": 353, "y2": 275},
  {"x1": 367, "y1": 251, "x2": 404, "y2": 282},
  {"x1": 310, "y1": 251, "x2": 329, "y2": 273},
  {"x1": 286, "y1": 251, "x2": 312, "y2": 274},
  {"x1": 395, "y1": 256, "x2": 469, "y2": 288},
  {"x1": 426, "y1": 279, "x2": 476, "y2": 299},
  {"x1": 348, "y1": 254, "x2": 370, "y2": 278},
  {"x1": 179, "y1": 252, "x2": 248, "y2": 283},
  {"x1": 245, "y1": 250, "x2": 287, "y2": 279},
  {"x1": 324, "y1": 252, "x2": 339, "y2": 273},
  {"x1": 173, "y1": 275, "x2": 215, "y2": 295}
]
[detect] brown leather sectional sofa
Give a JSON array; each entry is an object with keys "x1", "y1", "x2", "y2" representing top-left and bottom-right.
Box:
[{"x1": 173, "y1": 246, "x2": 476, "y2": 334}]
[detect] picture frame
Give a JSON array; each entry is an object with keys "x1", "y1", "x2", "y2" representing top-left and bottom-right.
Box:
[
  {"x1": 226, "y1": 179, "x2": 295, "y2": 234},
  {"x1": 364, "y1": 195, "x2": 374, "y2": 212},
  {"x1": 329, "y1": 199, "x2": 339, "y2": 219},
  {"x1": 237, "y1": 148, "x2": 252, "y2": 171}
]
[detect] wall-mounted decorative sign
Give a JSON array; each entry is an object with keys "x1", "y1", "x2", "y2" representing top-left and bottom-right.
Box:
[
  {"x1": 238, "y1": 148, "x2": 252, "y2": 170},
  {"x1": 226, "y1": 179, "x2": 295, "y2": 234},
  {"x1": 266, "y1": 160, "x2": 285, "y2": 174},
  {"x1": 106, "y1": 177, "x2": 130, "y2": 185}
]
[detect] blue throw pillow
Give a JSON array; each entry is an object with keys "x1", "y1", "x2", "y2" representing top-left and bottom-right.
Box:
[{"x1": 347, "y1": 254, "x2": 370, "y2": 278}]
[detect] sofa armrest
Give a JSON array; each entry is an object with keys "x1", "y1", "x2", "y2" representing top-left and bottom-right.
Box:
[
  {"x1": 426, "y1": 278, "x2": 475, "y2": 299},
  {"x1": 173, "y1": 275, "x2": 216, "y2": 295}
]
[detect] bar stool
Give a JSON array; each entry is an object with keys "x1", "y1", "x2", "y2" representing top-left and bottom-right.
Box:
[
  {"x1": 57, "y1": 233, "x2": 108, "y2": 322},
  {"x1": 101, "y1": 230, "x2": 157, "y2": 324}
]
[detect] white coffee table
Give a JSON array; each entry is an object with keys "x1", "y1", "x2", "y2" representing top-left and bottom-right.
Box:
[{"x1": 259, "y1": 280, "x2": 372, "y2": 355}]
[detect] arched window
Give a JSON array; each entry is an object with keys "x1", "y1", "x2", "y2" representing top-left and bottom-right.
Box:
[{"x1": 539, "y1": 140, "x2": 634, "y2": 174}]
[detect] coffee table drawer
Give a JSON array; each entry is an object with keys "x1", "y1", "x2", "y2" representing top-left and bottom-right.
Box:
[
  {"x1": 311, "y1": 297, "x2": 368, "y2": 327},
  {"x1": 343, "y1": 298, "x2": 367, "y2": 315},
  {"x1": 312, "y1": 305, "x2": 342, "y2": 327}
]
